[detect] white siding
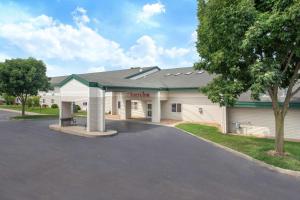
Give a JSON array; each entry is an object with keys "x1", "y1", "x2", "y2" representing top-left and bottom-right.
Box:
[
  {"x1": 131, "y1": 100, "x2": 148, "y2": 118},
  {"x1": 228, "y1": 108, "x2": 300, "y2": 139},
  {"x1": 162, "y1": 91, "x2": 223, "y2": 125}
]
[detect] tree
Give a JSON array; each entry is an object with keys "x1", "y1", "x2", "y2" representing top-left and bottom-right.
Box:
[
  {"x1": 195, "y1": 0, "x2": 300, "y2": 156},
  {"x1": 0, "y1": 58, "x2": 50, "y2": 116}
]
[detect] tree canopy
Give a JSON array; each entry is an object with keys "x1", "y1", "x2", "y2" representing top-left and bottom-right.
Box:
[
  {"x1": 195, "y1": 0, "x2": 300, "y2": 155},
  {"x1": 0, "y1": 57, "x2": 50, "y2": 115}
]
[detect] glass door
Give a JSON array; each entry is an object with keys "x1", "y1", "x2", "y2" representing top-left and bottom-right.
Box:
[{"x1": 147, "y1": 104, "x2": 152, "y2": 118}]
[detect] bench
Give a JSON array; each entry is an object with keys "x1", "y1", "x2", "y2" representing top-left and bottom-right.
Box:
[{"x1": 60, "y1": 117, "x2": 77, "y2": 127}]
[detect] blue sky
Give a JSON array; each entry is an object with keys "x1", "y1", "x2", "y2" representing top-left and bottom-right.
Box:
[{"x1": 0, "y1": 0, "x2": 198, "y2": 76}]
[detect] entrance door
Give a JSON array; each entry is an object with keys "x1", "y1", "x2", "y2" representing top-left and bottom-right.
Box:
[{"x1": 147, "y1": 104, "x2": 152, "y2": 118}]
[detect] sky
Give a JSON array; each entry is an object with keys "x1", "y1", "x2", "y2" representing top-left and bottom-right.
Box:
[{"x1": 0, "y1": 0, "x2": 199, "y2": 76}]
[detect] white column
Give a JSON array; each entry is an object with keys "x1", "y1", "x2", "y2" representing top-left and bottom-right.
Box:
[
  {"x1": 87, "y1": 87, "x2": 106, "y2": 132},
  {"x1": 152, "y1": 91, "x2": 161, "y2": 123},
  {"x1": 97, "y1": 89, "x2": 106, "y2": 132},
  {"x1": 221, "y1": 106, "x2": 228, "y2": 134},
  {"x1": 59, "y1": 101, "x2": 72, "y2": 127},
  {"x1": 119, "y1": 93, "x2": 127, "y2": 120}
]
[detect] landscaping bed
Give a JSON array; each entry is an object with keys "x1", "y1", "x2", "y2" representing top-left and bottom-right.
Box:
[{"x1": 176, "y1": 123, "x2": 300, "y2": 171}]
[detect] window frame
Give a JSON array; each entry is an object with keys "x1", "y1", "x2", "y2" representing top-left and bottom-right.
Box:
[{"x1": 171, "y1": 103, "x2": 182, "y2": 113}]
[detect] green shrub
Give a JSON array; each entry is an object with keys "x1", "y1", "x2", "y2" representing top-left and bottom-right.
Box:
[
  {"x1": 3, "y1": 94, "x2": 15, "y2": 105},
  {"x1": 51, "y1": 104, "x2": 58, "y2": 109},
  {"x1": 32, "y1": 96, "x2": 40, "y2": 107},
  {"x1": 73, "y1": 104, "x2": 81, "y2": 113},
  {"x1": 27, "y1": 98, "x2": 33, "y2": 107}
]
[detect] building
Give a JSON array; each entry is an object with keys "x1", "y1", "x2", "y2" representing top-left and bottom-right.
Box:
[{"x1": 40, "y1": 66, "x2": 300, "y2": 139}]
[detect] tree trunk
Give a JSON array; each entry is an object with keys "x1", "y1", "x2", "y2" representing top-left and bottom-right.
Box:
[
  {"x1": 21, "y1": 101, "x2": 26, "y2": 116},
  {"x1": 274, "y1": 113, "x2": 285, "y2": 156}
]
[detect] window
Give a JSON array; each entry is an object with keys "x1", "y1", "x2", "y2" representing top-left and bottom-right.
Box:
[
  {"x1": 51, "y1": 99, "x2": 54, "y2": 104},
  {"x1": 177, "y1": 103, "x2": 181, "y2": 112},
  {"x1": 83, "y1": 102, "x2": 87, "y2": 106},
  {"x1": 172, "y1": 104, "x2": 177, "y2": 112},
  {"x1": 171, "y1": 103, "x2": 182, "y2": 113},
  {"x1": 118, "y1": 101, "x2": 121, "y2": 109},
  {"x1": 132, "y1": 101, "x2": 138, "y2": 110},
  {"x1": 42, "y1": 99, "x2": 45, "y2": 104},
  {"x1": 147, "y1": 104, "x2": 152, "y2": 117}
]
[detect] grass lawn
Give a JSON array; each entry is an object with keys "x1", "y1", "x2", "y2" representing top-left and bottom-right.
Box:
[
  {"x1": 176, "y1": 123, "x2": 300, "y2": 171},
  {"x1": 0, "y1": 104, "x2": 87, "y2": 117},
  {"x1": 13, "y1": 115, "x2": 58, "y2": 120},
  {"x1": 0, "y1": 105, "x2": 59, "y2": 115}
]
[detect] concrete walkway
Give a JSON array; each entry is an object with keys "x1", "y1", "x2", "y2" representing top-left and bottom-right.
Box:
[{"x1": 0, "y1": 108, "x2": 43, "y2": 115}]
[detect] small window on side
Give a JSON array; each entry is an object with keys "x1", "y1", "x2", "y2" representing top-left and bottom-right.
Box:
[
  {"x1": 177, "y1": 104, "x2": 182, "y2": 112},
  {"x1": 172, "y1": 104, "x2": 177, "y2": 112},
  {"x1": 118, "y1": 101, "x2": 121, "y2": 109}
]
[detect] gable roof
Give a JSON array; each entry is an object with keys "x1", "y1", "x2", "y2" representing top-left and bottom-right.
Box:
[{"x1": 51, "y1": 66, "x2": 211, "y2": 90}]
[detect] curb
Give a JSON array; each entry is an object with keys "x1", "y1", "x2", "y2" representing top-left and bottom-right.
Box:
[
  {"x1": 49, "y1": 124, "x2": 118, "y2": 138},
  {"x1": 175, "y1": 127, "x2": 300, "y2": 179}
]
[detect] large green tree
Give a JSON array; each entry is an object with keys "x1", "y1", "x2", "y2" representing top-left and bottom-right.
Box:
[
  {"x1": 0, "y1": 58, "x2": 50, "y2": 116},
  {"x1": 195, "y1": 0, "x2": 300, "y2": 155}
]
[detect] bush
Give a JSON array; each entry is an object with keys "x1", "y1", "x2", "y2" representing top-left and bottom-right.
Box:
[
  {"x1": 73, "y1": 104, "x2": 81, "y2": 113},
  {"x1": 27, "y1": 98, "x2": 33, "y2": 107},
  {"x1": 51, "y1": 104, "x2": 58, "y2": 109},
  {"x1": 32, "y1": 96, "x2": 40, "y2": 107},
  {"x1": 3, "y1": 94, "x2": 15, "y2": 105}
]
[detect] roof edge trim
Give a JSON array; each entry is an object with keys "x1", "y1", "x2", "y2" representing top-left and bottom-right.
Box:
[
  {"x1": 58, "y1": 74, "x2": 102, "y2": 88},
  {"x1": 234, "y1": 101, "x2": 300, "y2": 109}
]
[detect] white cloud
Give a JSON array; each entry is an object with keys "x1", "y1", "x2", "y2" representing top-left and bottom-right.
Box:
[
  {"x1": 72, "y1": 7, "x2": 90, "y2": 25},
  {"x1": 164, "y1": 47, "x2": 190, "y2": 58},
  {"x1": 191, "y1": 31, "x2": 198, "y2": 43},
  {"x1": 0, "y1": 53, "x2": 10, "y2": 62},
  {"x1": 0, "y1": 6, "x2": 197, "y2": 75},
  {"x1": 87, "y1": 66, "x2": 105, "y2": 73},
  {"x1": 137, "y1": 2, "x2": 166, "y2": 26}
]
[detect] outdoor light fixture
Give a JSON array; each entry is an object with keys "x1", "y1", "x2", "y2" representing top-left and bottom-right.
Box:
[{"x1": 198, "y1": 107, "x2": 203, "y2": 114}]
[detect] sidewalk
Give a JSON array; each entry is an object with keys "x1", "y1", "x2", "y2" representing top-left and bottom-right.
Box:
[{"x1": 0, "y1": 108, "x2": 43, "y2": 116}]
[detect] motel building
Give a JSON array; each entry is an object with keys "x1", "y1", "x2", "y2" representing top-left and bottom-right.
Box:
[{"x1": 40, "y1": 66, "x2": 300, "y2": 139}]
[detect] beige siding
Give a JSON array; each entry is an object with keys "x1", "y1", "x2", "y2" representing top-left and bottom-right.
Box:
[
  {"x1": 131, "y1": 100, "x2": 148, "y2": 118},
  {"x1": 228, "y1": 108, "x2": 300, "y2": 139},
  {"x1": 162, "y1": 91, "x2": 223, "y2": 125}
]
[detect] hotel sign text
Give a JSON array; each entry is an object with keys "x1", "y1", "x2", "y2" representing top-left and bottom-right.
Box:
[{"x1": 128, "y1": 92, "x2": 150, "y2": 98}]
